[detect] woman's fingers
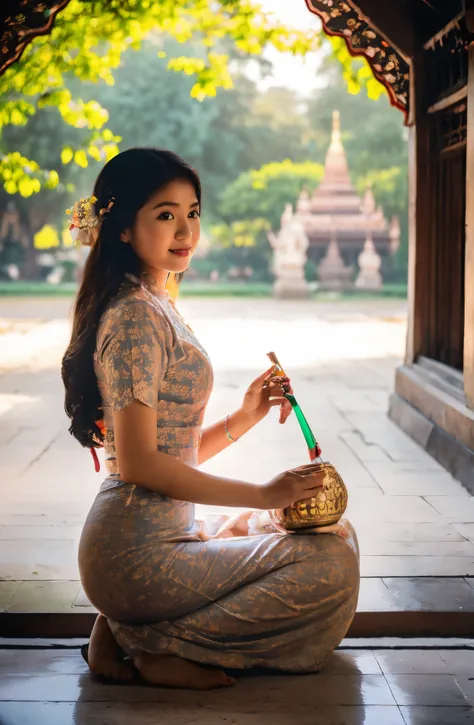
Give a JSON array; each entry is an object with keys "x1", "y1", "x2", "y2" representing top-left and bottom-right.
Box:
[
  {"x1": 262, "y1": 368, "x2": 280, "y2": 386},
  {"x1": 303, "y1": 476, "x2": 325, "y2": 491},
  {"x1": 291, "y1": 463, "x2": 322, "y2": 475},
  {"x1": 298, "y1": 471, "x2": 326, "y2": 491},
  {"x1": 267, "y1": 381, "x2": 289, "y2": 397},
  {"x1": 264, "y1": 374, "x2": 290, "y2": 389},
  {"x1": 268, "y1": 397, "x2": 287, "y2": 407},
  {"x1": 279, "y1": 399, "x2": 292, "y2": 424},
  {"x1": 268, "y1": 389, "x2": 286, "y2": 400},
  {"x1": 248, "y1": 367, "x2": 275, "y2": 392}
]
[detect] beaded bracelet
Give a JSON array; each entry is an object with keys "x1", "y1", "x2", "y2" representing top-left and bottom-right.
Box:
[{"x1": 224, "y1": 414, "x2": 238, "y2": 443}]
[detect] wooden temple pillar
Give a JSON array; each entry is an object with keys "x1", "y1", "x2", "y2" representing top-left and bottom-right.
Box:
[
  {"x1": 389, "y1": 5, "x2": 474, "y2": 491},
  {"x1": 305, "y1": 0, "x2": 474, "y2": 489},
  {"x1": 404, "y1": 48, "x2": 428, "y2": 368},
  {"x1": 465, "y1": 14, "x2": 474, "y2": 410}
]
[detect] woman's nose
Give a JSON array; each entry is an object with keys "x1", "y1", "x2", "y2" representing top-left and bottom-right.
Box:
[{"x1": 175, "y1": 222, "x2": 192, "y2": 242}]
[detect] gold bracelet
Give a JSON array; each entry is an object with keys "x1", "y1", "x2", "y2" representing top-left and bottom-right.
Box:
[{"x1": 224, "y1": 414, "x2": 238, "y2": 443}]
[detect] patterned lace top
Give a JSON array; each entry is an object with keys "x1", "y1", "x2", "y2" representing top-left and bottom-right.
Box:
[{"x1": 94, "y1": 275, "x2": 213, "y2": 470}]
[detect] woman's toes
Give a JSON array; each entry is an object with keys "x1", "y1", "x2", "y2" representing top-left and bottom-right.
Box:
[
  {"x1": 107, "y1": 660, "x2": 135, "y2": 681},
  {"x1": 204, "y1": 670, "x2": 236, "y2": 689}
]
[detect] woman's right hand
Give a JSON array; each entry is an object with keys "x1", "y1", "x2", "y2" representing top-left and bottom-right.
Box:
[{"x1": 260, "y1": 464, "x2": 326, "y2": 509}]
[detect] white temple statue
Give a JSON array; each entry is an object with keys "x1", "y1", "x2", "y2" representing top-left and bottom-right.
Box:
[
  {"x1": 296, "y1": 189, "x2": 312, "y2": 214},
  {"x1": 268, "y1": 205, "x2": 310, "y2": 299}
]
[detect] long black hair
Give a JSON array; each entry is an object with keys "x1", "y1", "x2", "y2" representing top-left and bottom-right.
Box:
[{"x1": 61, "y1": 148, "x2": 201, "y2": 449}]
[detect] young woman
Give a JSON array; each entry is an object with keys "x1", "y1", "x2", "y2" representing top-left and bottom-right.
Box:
[{"x1": 62, "y1": 148, "x2": 359, "y2": 690}]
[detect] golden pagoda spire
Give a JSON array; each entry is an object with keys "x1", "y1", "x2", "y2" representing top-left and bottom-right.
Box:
[
  {"x1": 330, "y1": 109, "x2": 342, "y2": 149},
  {"x1": 320, "y1": 109, "x2": 350, "y2": 188}
]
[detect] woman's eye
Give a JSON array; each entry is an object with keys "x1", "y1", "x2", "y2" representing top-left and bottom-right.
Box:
[
  {"x1": 189, "y1": 210, "x2": 200, "y2": 219},
  {"x1": 158, "y1": 211, "x2": 174, "y2": 221}
]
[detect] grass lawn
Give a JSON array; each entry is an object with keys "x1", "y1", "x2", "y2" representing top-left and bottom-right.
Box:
[{"x1": 0, "y1": 280, "x2": 408, "y2": 299}]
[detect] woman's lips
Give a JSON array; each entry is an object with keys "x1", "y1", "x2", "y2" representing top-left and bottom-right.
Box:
[{"x1": 169, "y1": 248, "x2": 191, "y2": 257}]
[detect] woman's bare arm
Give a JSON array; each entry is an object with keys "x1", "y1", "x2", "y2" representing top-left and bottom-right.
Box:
[
  {"x1": 114, "y1": 400, "x2": 326, "y2": 510},
  {"x1": 198, "y1": 369, "x2": 289, "y2": 465},
  {"x1": 113, "y1": 400, "x2": 264, "y2": 508},
  {"x1": 198, "y1": 408, "x2": 260, "y2": 466}
]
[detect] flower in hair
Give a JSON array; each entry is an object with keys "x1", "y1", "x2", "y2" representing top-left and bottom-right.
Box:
[{"x1": 66, "y1": 196, "x2": 114, "y2": 247}]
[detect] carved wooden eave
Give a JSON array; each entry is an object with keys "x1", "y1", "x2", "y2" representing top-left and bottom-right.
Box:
[
  {"x1": 305, "y1": 0, "x2": 411, "y2": 123},
  {"x1": 0, "y1": 1, "x2": 72, "y2": 76},
  {"x1": 350, "y1": 0, "x2": 415, "y2": 59}
]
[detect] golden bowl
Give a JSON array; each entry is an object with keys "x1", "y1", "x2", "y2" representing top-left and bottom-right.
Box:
[{"x1": 270, "y1": 462, "x2": 348, "y2": 531}]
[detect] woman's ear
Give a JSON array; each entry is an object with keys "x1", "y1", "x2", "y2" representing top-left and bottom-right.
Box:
[{"x1": 120, "y1": 230, "x2": 131, "y2": 244}]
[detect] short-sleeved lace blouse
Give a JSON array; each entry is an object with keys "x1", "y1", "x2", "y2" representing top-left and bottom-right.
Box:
[{"x1": 94, "y1": 275, "x2": 213, "y2": 472}]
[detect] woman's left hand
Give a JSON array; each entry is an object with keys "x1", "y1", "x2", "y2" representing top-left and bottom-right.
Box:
[{"x1": 240, "y1": 366, "x2": 293, "y2": 425}]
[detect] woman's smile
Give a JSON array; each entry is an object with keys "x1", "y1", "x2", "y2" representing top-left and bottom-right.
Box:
[{"x1": 169, "y1": 247, "x2": 191, "y2": 257}]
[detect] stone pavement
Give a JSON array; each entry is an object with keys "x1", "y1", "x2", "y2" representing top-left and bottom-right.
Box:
[
  {"x1": 0, "y1": 295, "x2": 473, "y2": 614},
  {"x1": 1, "y1": 641, "x2": 474, "y2": 724}
]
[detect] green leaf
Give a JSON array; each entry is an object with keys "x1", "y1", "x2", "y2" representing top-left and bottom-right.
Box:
[
  {"x1": 4, "y1": 180, "x2": 17, "y2": 194},
  {"x1": 18, "y1": 178, "x2": 35, "y2": 197},
  {"x1": 44, "y1": 170, "x2": 60, "y2": 189},
  {"x1": 10, "y1": 109, "x2": 28, "y2": 125},
  {"x1": 38, "y1": 89, "x2": 72, "y2": 108},
  {"x1": 367, "y1": 77, "x2": 384, "y2": 101},
  {"x1": 103, "y1": 144, "x2": 119, "y2": 162},
  {"x1": 88, "y1": 144, "x2": 102, "y2": 162},
  {"x1": 61, "y1": 146, "x2": 74, "y2": 164},
  {"x1": 74, "y1": 150, "x2": 88, "y2": 168},
  {"x1": 347, "y1": 78, "x2": 361, "y2": 95}
]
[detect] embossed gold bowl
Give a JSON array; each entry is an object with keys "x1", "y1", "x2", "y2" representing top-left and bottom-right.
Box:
[{"x1": 270, "y1": 462, "x2": 348, "y2": 531}]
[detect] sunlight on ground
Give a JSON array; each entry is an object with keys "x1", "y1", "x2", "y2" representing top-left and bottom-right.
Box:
[
  {"x1": 0, "y1": 394, "x2": 39, "y2": 417},
  {"x1": 192, "y1": 317, "x2": 406, "y2": 371},
  {"x1": 0, "y1": 298, "x2": 407, "y2": 373}
]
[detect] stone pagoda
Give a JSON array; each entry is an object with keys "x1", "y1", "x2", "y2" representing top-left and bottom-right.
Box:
[{"x1": 289, "y1": 110, "x2": 399, "y2": 289}]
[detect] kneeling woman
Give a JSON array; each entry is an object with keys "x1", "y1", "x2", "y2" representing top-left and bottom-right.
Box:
[{"x1": 62, "y1": 148, "x2": 359, "y2": 690}]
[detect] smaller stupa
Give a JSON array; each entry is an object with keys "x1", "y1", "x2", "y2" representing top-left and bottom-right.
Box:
[
  {"x1": 355, "y1": 187, "x2": 383, "y2": 290},
  {"x1": 317, "y1": 229, "x2": 353, "y2": 291}
]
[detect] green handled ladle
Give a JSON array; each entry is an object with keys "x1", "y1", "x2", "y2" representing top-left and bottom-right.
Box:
[{"x1": 267, "y1": 352, "x2": 321, "y2": 462}]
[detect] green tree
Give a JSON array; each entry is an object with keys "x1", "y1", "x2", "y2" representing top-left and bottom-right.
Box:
[
  {"x1": 0, "y1": 102, "x2": 88, "y2": 276},
  {"x1": 70, "y1": 38, "x2": 255, "y2": 216},
  {"x1": 246, "y1": 86, "x2": 311, "y2": 165},
  {"x1": 219, "y1": 160, "x2": 324, "y2": 231},
  {"x1": 69, "y1": 39, "x2": 318, "y2": 218},
  {"x1": 0, "y1": 36, "x2": 318, "y2": 276},
  {"x1": 356, "y1": 166, "x2": 409, "y2": 279},
  {"x1": 0, "y1": 0, "x2": 320, "y2": 196},
  {"x1": 208, "y1": 160, "x2": 324, "y2": 280},
  {"x1": 203, "y1": 218, "x2": 272, "y2": 281}
]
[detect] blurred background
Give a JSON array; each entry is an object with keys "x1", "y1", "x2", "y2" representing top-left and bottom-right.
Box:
[{"x1": 0, "y1": 0, "x2": 408, "y2": 299}]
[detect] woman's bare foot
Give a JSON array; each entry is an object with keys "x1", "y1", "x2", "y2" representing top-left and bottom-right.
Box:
[
  {"x1": 86, "y1": 614, "x2": 134, "y2": 680},
  {"x1": 214, "y1": 510, "x2": 255, "y2": 538},
  {"x1": 134, "y1": 652, "x2": 236, "y2": 690}
]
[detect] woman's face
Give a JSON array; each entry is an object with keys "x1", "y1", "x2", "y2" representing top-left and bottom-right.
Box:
[{"x1": 124, "y1": 178, "x2": 201, "y2": 276}]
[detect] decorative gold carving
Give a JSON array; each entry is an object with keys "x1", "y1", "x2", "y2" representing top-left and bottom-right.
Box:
[{"x1": 270, "y1": 462, "x2": 348, "y2": 531}]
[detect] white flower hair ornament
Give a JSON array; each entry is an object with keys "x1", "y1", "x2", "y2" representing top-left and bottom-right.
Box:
[{"x1": 66, "y1": 196, "x2": 114, "y2": 247}]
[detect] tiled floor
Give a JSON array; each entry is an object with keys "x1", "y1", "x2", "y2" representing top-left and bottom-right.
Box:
[
  {"x1": 0, "y1": 643, "x2": 473, "y2": 724},
  {"x1": 0, "y1": 296, "x2": 473, "y2": 614},
  {"x1": 2, "y1": 576, "x2": 474, "y2": 619}
]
